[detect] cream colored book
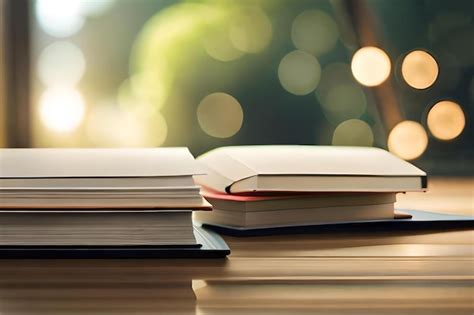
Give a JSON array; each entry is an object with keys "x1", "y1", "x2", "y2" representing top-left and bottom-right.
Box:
[
  {"x1": 202, "y1": 190, "x2": 396, "y2": 212},
  {"x1": 0, "y1": 148, "x2": 211, "y2": 210},
  {"x1": 0, "y1": 148, "x2": 201, "y2": 179},
  {"x1": 0, "y1": 210, "x2": 197, "y2": 246},
  {"x1": 194, "y1": 203, "x2": 395, "y2": 227},
  {"x1": 195, "y1": 146, "x2": 427, "y2": 194},
  {"x1": 0, "y1": 196, "x2": 211, "y2": 210},
  {"x1": 0, "y1": 186, "x2": 211, "y2": 209}
]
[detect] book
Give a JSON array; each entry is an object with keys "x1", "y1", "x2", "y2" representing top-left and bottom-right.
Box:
[
  {"x1": 195, "y1": 145, "x2": 427, "y2": 194},
  {"x1": 0, "y1": 148, "x2": 230, "y2": 257},
  {"x1": 201, "y1": 190, "x2": 396, "y2": 211},
  {"x1": 195, "y1": 190, "x2": 396, "y2": 227},
  {"x1": 195, "y1": 204, "x2": 395, "y2": 227},
  {"x1": 194, "y1": 145, "x2": 427, "y2": 229},
  {"x1": 0, "y1": 210, "x2": 197, "y2": 246},
  {"x1": 0, "y1": 148, "x2": 211, "y2": 209}
]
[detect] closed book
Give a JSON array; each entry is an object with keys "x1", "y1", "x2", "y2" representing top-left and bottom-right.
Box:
[
  {"x1": 0, "y1": 148, "x2": 211, "y2": 210},
  {"x1": 195, "y1": 145, "x2": 427, "y2": 194}
]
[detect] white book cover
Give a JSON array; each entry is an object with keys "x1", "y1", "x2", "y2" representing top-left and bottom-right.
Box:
[
  {"x1": 0, "y1": 148, "x2": 204, "y2": 178},
  {"x1": 195, "y1": 145, "x2": 427, "y2": 193}
]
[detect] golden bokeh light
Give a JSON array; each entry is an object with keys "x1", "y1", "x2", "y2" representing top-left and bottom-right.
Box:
[
  {"x1": 86, "y1": 103, "x2": 167, "y2": 147},
  {"x1": 37, "y1": 41, "x2": 86, "y2": 87},
  {"x1": 351, "y1": 46, "x2": 391, "y2": 87},
  {"x1": 388, "y1": 121, "x2": 428, "y2": 160},
  {"x1": 291, "y1": 10, "x2": 339, "y2": 56},
  {"x1": 401, "y1": 50, "x2": 439, "y2": 89},
  {"x1": 278, "y1": 50, "x2": 321, "y2": 95},
  {"x1": 332, "y1": 119, "x2": 373, "y2": 146},
  {"x1": 427, "y1": 100, "x2": 465, "y2": 140},
  {"x1": 39, "y1": 87, "x2": 85, "y2": 133},
  {"x1": 229, "y1": 6, "x2": 272, "y2": 53},
  {"x1": 197, "y1": 92, "x2": 243, "y2": 138},
  {"x1": 204, "y1": 27, "x2": 244, "y2": 62}
]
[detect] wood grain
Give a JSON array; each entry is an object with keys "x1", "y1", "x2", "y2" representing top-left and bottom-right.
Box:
[{"x1": 0, "y1": 177, "x2": 472, "y2": 314}]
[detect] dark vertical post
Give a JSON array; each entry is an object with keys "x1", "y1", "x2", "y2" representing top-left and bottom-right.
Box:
[{"x1": 4, "y1": 0, "x2": 31, "y2": 147}]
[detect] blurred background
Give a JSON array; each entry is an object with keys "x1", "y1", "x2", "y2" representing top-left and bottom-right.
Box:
[{"x1": 0, "y1": 0, "x2": 472, "y2": 175}]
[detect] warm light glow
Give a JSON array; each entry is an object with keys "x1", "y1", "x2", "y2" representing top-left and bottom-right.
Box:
[
  {"x1": 278, "y1": 50, "x2": 321, "y2": 95},
  {"x1": 402, "y1": 50, "x2": 439, "y2": 89},
  {"x1": 351, "y1": 46, "x2": 391, "y2": 87},
  {"x1": 86, "y1": 104, "x2": 167, "y2": 147},
  {"x1": 291, "y1": 10, "x2": 339, "y2": 56},
  {"x1": 332, "y1": 119, "x2": 373, "y2": 146},
  {"x1": 35, "y1": 0, "x2": 84, "y2": 38},
  {"x1": 197, "y1": 93, "x2": 243, "y2": 138},
  {"x1": 427, "y1": 100, "x2": 465, "y2": 140},
  {"x1": 204, "y1": 27, "x2": 244, "y2": 62},
  {"x1": 37, "y1": 41, "x2": 85, "y2": 87},
  {"x1": 388, "y1": 121, "x2": 428, "y2": 160},
  {"x1": 229, "y1": 6, "x2": 272, "y2": 53},
  {"x1": 39, "y1": 87, "x2": 85, "y2": 132},
  {"x1": 130, "y1": 3, "x2": 227, "y2": 113}
]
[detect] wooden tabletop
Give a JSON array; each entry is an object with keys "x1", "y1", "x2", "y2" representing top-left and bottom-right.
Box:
[{"x1": 0, "y1": 177, "x2": 472, "y2": 315}]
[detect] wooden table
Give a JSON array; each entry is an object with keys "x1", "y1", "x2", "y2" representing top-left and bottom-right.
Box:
[{"x1": 0, "y1": 178, "x2": 472, "y2": 314}]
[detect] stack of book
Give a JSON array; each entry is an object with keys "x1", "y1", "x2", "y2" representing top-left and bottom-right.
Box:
[
  {"x1": 0, "y1": 148, "x2": 228, "y2": 257},
  {"x1": 194, "y1": 146, "x2": 427, "y2": 229}
]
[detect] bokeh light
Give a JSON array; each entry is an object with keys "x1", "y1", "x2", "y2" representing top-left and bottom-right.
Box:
[
  {"x1": 401, "y1": 50, "x2": 439, "y2": 89},
  {"x1": 278, "y1": 50, "x2": 321, "y2": 95},
  {"x1": 86, "y1": 103, "x2": 167, "y2": 147},
  {"x1": 351, "y1": 46, "x2": 391, "y2": 87},
  {"x1": 39, "y1": 87, "x2": 85, "y2": 132},
  {"x1": 130, "y1": 3, "x2": 229, "y2": 114},
  {"x1": 37, "y1": 41, "x2": 86, "y2": 87},
  {"x1": 197, "y1": 93, "x2": 243, "y2": 138},
  {"x1": 229, "y1": 6, "x2": 272, "y2": 54},
  {"x1": 332, "y1": 119, "x2": 373, "y2": 146},
  {"x1": 388, "y1": 121, "x2": 428, "y2": 160},
  {"x1": 204, "y1": 27, "x2": 244, "y2": 62},
  {"x1": 291, "y1": 10, "x2": 339, "y2": 56},
  {"x1": 35, "y1": 0, "x2": 85, "y2": 38},
  {"x1": 427, "y1": 100, "x2": 465, "y2": 140}
]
